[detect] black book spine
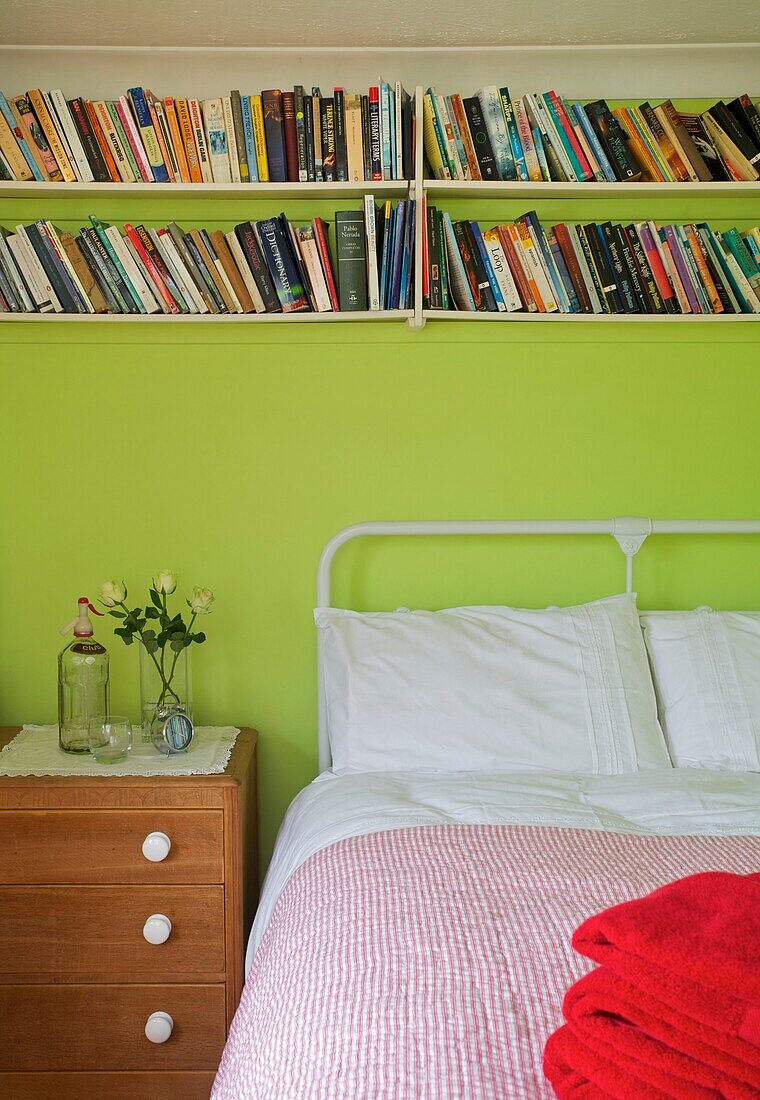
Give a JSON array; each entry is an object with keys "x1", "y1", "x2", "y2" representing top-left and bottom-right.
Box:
[
  {"x1": 683, "y1": 115, "x2": 728, "y2": 181},
  {"x1": 25, "y1": 223, "x2": 80, "y2": 313},
  {"x1": 583, "y1": 225, "x2": 620, "y2": 312},
  {"x1": 575, "y1": 225, "x2": 610, "y2": 313},
  {"x1": 453, "y1": 220, "x2": 487, "y2": 311},
  {"x1": 436, "y1": 209, "x2": 450, "y2": 310},
  {"x1": 402, "y1": 94, "x2": 413, "y2": 181},
  {"x1": 462, "y1": 97, "x2": 499, "y2": 181},
  {"x1": 67, "y1": 98, "x2": 111, "y2": 182},
  {"x1": 334, "y1": 89, "x2": 347, "y2": 181},
  {"x1": 360, "y1": 95, "x2": 372, "y2": 181},
  {"x1": 294, "y1": 85, "x2": 308, "y2": 182},
  {"x1": 303, "y1": 95, "x2": 316, "y2": 182},
  {"x1": 613, "y1": 224, "x2": 647, "y2": 313},
  {"x1": 427, "y1": 204, "x2": 440, "y2": 309},
  {"x1": 585, "y1": 101, "x2": 639, "y2": 181},
  {"x1": 708, "y1": 101, "x2": 760, "y2": 164},
  {"x1": 625, "y1": 225, "x2": 664, "y2": 313},
  {"x1": 464, "y1": 222, "x2": 497, "y2": 311},
  {"x1": 591, "y1": 223, "x2": 625, "y2": 313},
  {"x1": 234, "y1": 222, "x2": 280, "y2": 313},
  {"x1": 83, "y1": 228, "x2": 134, "y2": 312},
  {"x1": 75, "y1": 232, "x2": 120, "y2": 313},
  {"x1": 730, "y1": 96, "x2": 760, "y2": 148},
  {"x1": 184, "y1": 233, "x2": 227, "y2": 312},
  {"x1": 698, "y1": 234, "x2": 735, "y2": 313},
  {"x1": 321, "y1": 98, "x2": 336, "y2": 182},
  {"x1": 603, "y1": 223, "x2": 638, "y2": 313}
]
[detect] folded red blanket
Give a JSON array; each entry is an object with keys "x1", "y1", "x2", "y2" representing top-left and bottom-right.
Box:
[
  {"x1": 562, "y1": 967, "x2": 760, "y2": 1097},
  {"x1": 543, "y1": 1023, "x2": 716, "y2": 1100},
  {"x1": 572, "y1": 871, "x2": 760, "y2": 1054}
]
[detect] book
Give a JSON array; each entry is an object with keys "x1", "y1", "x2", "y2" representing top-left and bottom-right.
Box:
[
  {"x1": 334, "y1": 88, "x2": 348, "y2": 182},
  {"x1": 234, "y1": 221, "x2": 280, "y2": 312},
  {"x1": 176, "y1": 99, "x2": 202, "y2": 183},
  {"x1": 256, "y1": 217, "x2": 310, "y2": 311},
  {"x1": 163, "y1": 97, "x2": 191, "y2": 183},
  {"x1": 240, "y1": 96, "x2": 258, "y2": 183},
  {"x1": 262, "y1": 91, "x2": 287, "y2": 183},
  {"x1": 251, "y1": 95, "x2": 269, "y2": 182},
  {"x1": 230, "y1": 91, "x2": 249, "y2": 182},
  {"x1": 344, "y1": 94, "x2": 364, "y2": 182},
  {"x1": 335, "y1": 209, "x2": 367, "y2": 311},
  {"x1": 477, "y1": 86, "x2": 515, "y2": 181},
  {"x1": 202, "y1": 99, "x2": 231, "y2": 184},
  {"x1": 222, "y1": 96, "x2": 241, "y2": 184},
  {"x1": 128, "y1": 88, "x2": 168, "y2": 182},
  {"x1": 422, "y1": 93, "x2": 450, "y2": 180},
  {"x1": 462, "y1": 97, "x2": 499, "y2": 181},
  {"x1": 295, "y1": 225, "x2": 332, "y2": 312}
]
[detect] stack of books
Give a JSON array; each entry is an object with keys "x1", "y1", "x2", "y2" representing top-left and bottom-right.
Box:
[
  {"x1": 424, "y1": 208, "x2": 760, "y2": 314},
  {"x1": 0, "y1": 84, "x2": 413, "y2": 185},
  {"x1": 0, "y1": 197, "x2": 415, "y2": 315},
  {"x1": 423, "y1": 89, "x2": 760, "y2": 183}
]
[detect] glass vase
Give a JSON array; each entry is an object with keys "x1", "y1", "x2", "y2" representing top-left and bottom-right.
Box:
[{"x1": 139, "y1": 642, "x2": 193, "y2": 746}]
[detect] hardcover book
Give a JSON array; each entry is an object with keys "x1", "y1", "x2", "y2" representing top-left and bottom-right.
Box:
[{"x1": 335, "y1": 210, "x2": 367, "y2": 310}]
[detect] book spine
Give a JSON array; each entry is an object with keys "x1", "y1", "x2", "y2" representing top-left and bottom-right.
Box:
[
  {"x1": 663, "y1": 224, "x2": 700, "y2": 312},
  {"x1": 184, "y1": 232, "x2": 226, "y2": 311},
  {"x1": 10, "y1": 94, "x2": 59, "y2": 179},
  {"x1": 499, "y1": 89, "x2": 527, "y2": 181},
  {"x1": 48, "y1": 90, "x2": 93, "y2": 181},
  {"x1": 462, "y1": 97, "x2": 499, "y2": 181},
  {"x1": 638, "y1": 101, "x2": 689, "y2": 181},
  {"x1": 369, "y1": 88, "x2": 383, "y2": 180},
  {"x1": 188, "y1": 98, "x2": 213, "y2": 182},
  {"x1": 514, "y1": 99, "x2": 540, "y2": 181},
  {"x1": 148, "y1": 95, "x2": 176, "y2": 182},
  {"x1": 532, "y1": 93, "x2": 576, "y2": 181},
  {"x1": 600, "y1": 223, "x2": 635, "y2": 313},
  {"x1": 0, "y1": 93, "x2": 41, "y2": 180},
  {"x1": 251, "y1": 96, "x2": 269, "y2": 182},
  {"x1": 335, "y1": 209, "x2": 368, "y2": 310},
  {"x1": 230, "y1": 90, "x2": 249, "y2": 182},
  {"x1": 477, "y1": 86, "x2": 515, "y2": 180},
  {"x1": 388, "y1": 202, "x2": 407, "y2": 309},
  {"x1": 450, "y1": 94, "x2": 480, "y2": 181},
  {"x1": 334, "y1": 88, "x2": 348, "y2": 181},
  {"x1": 313, "y1": 217, "x2": 340, "y2": 312},
  {"x1": 422, "y1": 93, "x2": 450, "y2": 180},
  {"x1": 262, "y1": 91, "x2": 287, "y2": 183},
  {"x1": 344, "y1": 93, "x2": 364, "y2": 182},
  {"x1": 116, "y1": 97, "x2": 153, "y2": 181},
  {"x1": 257, "y1": 217, "x2": 309, "y2": 311},
  {"x1": 378, "y1": 84, "x2": 392, "y2": 180},
  {"x1": 240, "y1": 96, "x2": 259, "y2": 182},
  {"x1": 124, "y1": 223, "x2": 180, "y2": 311},
  {"x1": 574, "y1": 225, "x2": 609, "y2": 311},
  {"x1": 547, "y1": 226, "x2": 580, "y2": 312},
  {"x1": 91, "y1": 101, "x2": 131, "y2": 181},
  {"x1": 75, "y1": 100, "x2": 116, "y2": 181},
  {"x1": 554, "y1": 223, "x2": 591, "y2": 312},
  {"x1": 163, "y1": 98, "x2": 191, "y2": 183},
  {"x1": 27, "y1": 90, "x2": 76, "y2": 181},
  {"x1": 685, "y1": 225, "x2": 723, "y2": 312},
  {"x1": 552, "y1": 92, "x2": 593, "y2": 180},
  {"x1": 320, "y1": 98, "x2": 336, "y2": 182},
  {"x1": 83, "y1": 226, "x2": 134, "y2": 311},
  {"x1": 305, "y1": 94, "x2": 317, "y2": 181},
  {"x1": 26, "y1": 222, "x2": 79, "y2": 311},
  {"x1": 128, "y1": 88, "x2": 168, "y2": 181},
  {"x1": 220, "y1": 96, "x2": 239, "y2": 184},
  {"x1": 202, "y1": 99, "x2": 231, "y2": 184},
  {"x1": 175, "y1": 99, "x2": 202, "y2": 182},
  {"x1": 482, "y1": 227, "x2": 521, "y2": 311},
  {"x1": 107, "y1": 225, "x2": 158, "y2": 313},
  {"x1": 364, "y1": 196, "x2": 381, "y2": 310},
  {"x1": 293, "y1": 86, "x2": 307, "y2": 182}
]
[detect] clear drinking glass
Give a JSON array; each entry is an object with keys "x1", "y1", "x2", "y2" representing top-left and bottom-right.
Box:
[{"x1": 88, "y1": 715, "x2": 132, "y2": 764}]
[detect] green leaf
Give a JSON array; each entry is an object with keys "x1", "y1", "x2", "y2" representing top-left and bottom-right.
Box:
[
  {"x1": 193, "y1": 632, "x2": 206, "y2": 644},
  {"x1": 142, "y1": 629, "x2": 156, "y2": 642},
  {"x1": 170, "y1": 638, "x2": 184, "y2": 652},
  {"x1": 108, "y1": 610, "x2": 126, "y2": 619},
  {"x1": 150, "y1": 588, "x2": 162, "y2": 608},
  {"x1": 144, "y1": 638, "x2": 159, "y2": 653},
  {"x1": 183, "y1": 636, "x2": 193, "y2": 648},
  {"x1": 157, "y1": 631, "x2": 168, "y2": 646},
  {"x1": 144, "y1": 607, "x2": 160, "y2": 619},
  {"x1": 123, "y1": 634, "x2": 134, "y2": 646}
]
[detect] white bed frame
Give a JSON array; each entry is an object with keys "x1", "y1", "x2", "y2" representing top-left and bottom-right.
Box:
[{"x1": 316, "y1": 517, "x2": 760, "y2": 772}]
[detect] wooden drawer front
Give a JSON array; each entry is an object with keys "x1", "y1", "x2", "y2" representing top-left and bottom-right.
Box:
[
  {"x1": 0, "y1": 886, "x2": 225, "y2": 982},
  {"x1": 0, "y1": 1071, "x2": 215, "y2": 1100},
  {"x1": 0, "y1": 810, "x2": 223, "y2": 884},
  {"x1": 0, "y1": 985, "x2": 227, "y2": 1072}
]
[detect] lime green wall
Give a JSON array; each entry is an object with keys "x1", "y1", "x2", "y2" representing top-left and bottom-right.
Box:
[{"x1": 1, "y1": 175, "x2": 759, "y2": 872}]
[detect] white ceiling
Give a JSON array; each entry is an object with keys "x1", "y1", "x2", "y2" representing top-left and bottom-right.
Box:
[{"x1": 1, "y1": 0, "x2": 758, "y2": 47}]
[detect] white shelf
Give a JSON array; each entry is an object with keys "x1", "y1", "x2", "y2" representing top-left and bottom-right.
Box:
[
  {"x1": 424, "y1": 181, "x2": 760, "y2": 199},
  {"x1": 423, "y1": 310, "x2": 760, "y2": 322},
  {"x1": 0, "y1": 310, "x2": 414, "y2": 323},
  {"x1": 0, "y1": 180, "x2": 410, "y2": 199}
]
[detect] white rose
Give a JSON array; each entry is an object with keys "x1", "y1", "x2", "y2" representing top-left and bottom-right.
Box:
[
  {"x1": 153, "y1": 569, "x2": 178, "y2": 596},
  {"x1": 100, "y1": 580, "x2": 127, "y2": 607},
  {"x1": 188, "y1": 586, "x2": 214, "y2": 614}
]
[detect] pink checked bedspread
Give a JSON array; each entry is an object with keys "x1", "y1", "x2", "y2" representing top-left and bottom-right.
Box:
[{"x1": 213, "y1": 824, "x2": 759, "y2": 1099}]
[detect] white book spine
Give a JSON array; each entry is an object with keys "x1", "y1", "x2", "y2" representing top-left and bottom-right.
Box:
[
  {"x1": 49, "y1": 90, "x2": 95, "y2": 183},
  {"x1": 297, "y1": 232, "x2": 331, "y2": 312},
  {"x1": 15, "y1": 224, "x2": 61, "y2": 311},
  {"x1": 118, "y1": 96, "x2": 154, "y2": 182},
  {"x1": 42, "y1": 90, "x2": 78, "y2": 178},
  {"x1": 482, "y1": 232, "x2": 521, "y2": 312},
  {"x1": 224, "y1": 231, "x2": 265, "y2": 313},
  {"x1": 222, "y1": 96, "x2": 240, "y2": 183},
  {"x1": 106, "y1": 227, "x2": 160, "y2": 314},
  {"x1": 202, "y1": 99, "x2": 231, "y2": 184},
  {"x1": 148, "y1": 228, "x2": 196, "y2": 312},
  {"x1": 436, "y1": 95, "x2": 464, "y2": 180},
  {"x1": 394, "y1": 81, "x2": 404, "y2": 180},
  {"x1": 7, "y1": 234, "x2": 50, "y2": 310},
  {"x1": 210, "y1": 249, "x2": 242, "y2": 312},
  {"x1": 364, "y1": 195, "x2": 380, "y2": 310},
  {"x1": 121, "y1": 236, "x2": 164, "y2": 312},
  {"x1": 161, "y1": 231, "x2": 210, "y2": 313}
]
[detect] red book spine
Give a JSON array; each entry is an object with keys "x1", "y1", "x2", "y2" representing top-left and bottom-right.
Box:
[
  {"x1": 83, "y1": 100, "x2": 120, "y2": 181},
  {"x1": 640, "y1": 229, "x2": 677, "y2": 309},
  {"x1": 123, "y1": 223, "x2": 179, "y2": 313},
  {"x1": 495, "y1": 224, "x2": 536, "y2": 311},
  {"x1": 312, "y1": 218, "x2": 340, "y2": 312},
  {"x1": 553, "y1": 223, "x2": 592, "y2": 312},
  {"x1": 282, "y1": 91, "x2": 299, "y2": 182}
]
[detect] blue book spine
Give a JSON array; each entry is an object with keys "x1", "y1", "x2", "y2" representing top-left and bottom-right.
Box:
[
  {"x1": 380, "y1": 205, "x2": 395, "y2": 308},
  {"x1": 469, "y1": 221, "x2": 505, "y2": 310},
  {"x1": 88, "y1": 216, "x2": 144, "y2": 313},
  {"x1": 389, "y1": 200, "x2": 406, "y2": 309},
  {"x1": 0, "y1": 92, "x2": 43, "y2": 180},
  {"x1": 548, "y1": 229, "x2": 580, "y2": 312},
  {"x1": 571, "y1": 103, "x2": 616, "y2": 182},
  {"x1": 523, "y1": 211, "x2": 569, "y2": 312},
  {"x1": 500, "y1": 88, "x2": 527, "y2": 182},
  {"x1": 442, "y1": 213, "x2": 475, "y2": 310},
  {"x1": 127, "y1": 87, "x2": 169, "y2": 182},
  {"x1": 240, "y1": 96, "x2": 259, "y2": 182},
  {"x1": 256, "y1": 218, "x2": 309, "y2": 312},
  {"x1": 399, "y1": 198, "x2": 415, "y2": 307},
  {"x1": 26, "y1": 222, "x2": 79, "y2": 312},
  {"x1": 478, "y1": 86, "x2": 516, "y2": 181}
]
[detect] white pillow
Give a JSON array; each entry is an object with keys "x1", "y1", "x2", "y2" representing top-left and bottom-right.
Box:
[
  {"x1": 316, "y1": 594, "x2": 669, "y2": 775},
  {"x1": 641, "y1": 610, "x2": 760, "y2": 771}
]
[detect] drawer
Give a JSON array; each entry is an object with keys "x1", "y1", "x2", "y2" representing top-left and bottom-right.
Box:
[
  {"x1": 0, "y1": 1071, "x2": 215, "y2": 1100},
  {"x1": 0, "y1": 810, "x2": 224, "y2": 884},
  {"x1": 0, "y1": 984, "x2": 227, "y2": 1072},
  {"x1": 0, "y1": 886, "x2": 225, "y2": 982}
]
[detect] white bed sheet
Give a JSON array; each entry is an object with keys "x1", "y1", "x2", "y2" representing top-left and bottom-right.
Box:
[{"x1": 246, "y1": 766, "x2": 760, "y2": 975}]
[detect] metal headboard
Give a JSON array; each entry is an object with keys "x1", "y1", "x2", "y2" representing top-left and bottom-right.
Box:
[{"x1": 315, "y1": 517, "x2": 760, "y2": 772}]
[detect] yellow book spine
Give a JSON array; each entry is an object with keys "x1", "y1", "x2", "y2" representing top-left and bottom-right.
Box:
[
  {"x1": 422, "y1": 94, "x2": 448, "y2": 180},
  {"x1": 251, "y1": 95, "x2": 269, "y2": 182},
  {"x1": 28, "y1": 90, "x2": 76, "y2": 182}
]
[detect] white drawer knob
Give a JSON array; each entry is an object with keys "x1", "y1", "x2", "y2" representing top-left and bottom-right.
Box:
[
  {"x1": 145, "y1": 1011, "x2": 174, "y2": 1044},
  {"x1": 143, "y1": 913, "x2": 172, "y2": 945},
  {"x1": 142, "y1": 831, "x2": 172, "y2": 863}
]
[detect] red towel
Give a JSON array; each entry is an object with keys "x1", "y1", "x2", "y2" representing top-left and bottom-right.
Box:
[
  {"x1": 572, "y1": 871, "x2": 760, "y2": 1059},
  {"x1": 562, "y1": 967, "x2": 760, "y2": 1097},
  {"x1": 543, "y1": 1023, "x2": 715, "y2": 1100}
]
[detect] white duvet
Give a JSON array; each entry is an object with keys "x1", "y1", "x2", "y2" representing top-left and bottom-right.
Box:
[{"x1": 246, "y1": 766, "x2": 760, "y2": 974}]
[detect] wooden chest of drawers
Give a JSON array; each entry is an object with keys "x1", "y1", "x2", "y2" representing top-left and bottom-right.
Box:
[{"x1": 0, "y1": 726, "x2": 258, "y2": 1100}]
